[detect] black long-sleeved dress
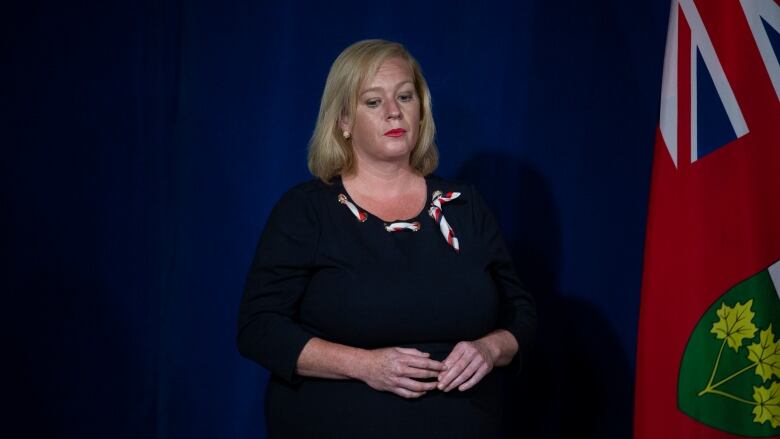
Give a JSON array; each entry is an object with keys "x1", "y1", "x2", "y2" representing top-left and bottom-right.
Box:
[{"x1": 237, "y1": 175, "x2": 536, "y2": 438}]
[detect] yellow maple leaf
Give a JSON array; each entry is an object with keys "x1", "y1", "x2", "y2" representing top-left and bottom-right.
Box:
[
  {"x1": 710, "y1": 299, "x2": 758, "y2": 352},
  {"x1": 753, "y1": 381, "x2": 780, "y2": 428},
  {"x1": 747, "y1": 324, "x2": 780, "y2": 382}
]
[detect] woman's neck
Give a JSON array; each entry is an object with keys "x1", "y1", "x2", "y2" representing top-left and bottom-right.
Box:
[
  {"x1": 341, "y1": 160, "x2": 427, "y2": 222},
  {"x1": 342, "y1": 160, "x2": 421, "y2": 198}
]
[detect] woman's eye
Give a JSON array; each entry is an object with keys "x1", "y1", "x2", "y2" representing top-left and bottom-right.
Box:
[
  {"x1": 366, "y1": 99, "x2": 380, "y2": 108},
  {"x1": 398, "y1": 94, "x2": 413, "y2": 102}
]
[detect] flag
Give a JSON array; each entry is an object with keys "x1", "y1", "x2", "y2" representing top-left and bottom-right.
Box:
[{"x1": 634, "y1": 0, "x2": 780, "y2": 437}]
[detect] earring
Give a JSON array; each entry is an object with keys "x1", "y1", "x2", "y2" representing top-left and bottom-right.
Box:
[{"x1": 342, "y1": 131, "x2": 351, "y2": 140}]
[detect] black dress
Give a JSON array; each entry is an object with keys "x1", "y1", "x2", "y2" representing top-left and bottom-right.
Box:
[{"x1": 237, "y1": 175, "x2": 536, "y2": 438}]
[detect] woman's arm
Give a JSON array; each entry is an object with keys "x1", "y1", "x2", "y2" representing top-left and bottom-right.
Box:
[
  {"x1": 237, "y1": 187, "x2": 321, "y2": 383},
  {"x1": 477, "y1": 328, "x2": 519, "y2": 367},
  {"x1": 437, "y1": 186, "x2": 536, "y2": 392},
  {"x1": 296, "y1": 337, "x2": 447, "y2": 399}
]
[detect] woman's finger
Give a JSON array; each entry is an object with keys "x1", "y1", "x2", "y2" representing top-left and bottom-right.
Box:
[
  {"x1": 405, "y1": 356, "x2": 447, "y2": 371},
  {"x1": 437, "y1": 356, "x2": 468, "y2": 390},
  {"x1": 393, "y1": 387, "x2": 426, "y2": 399},
  {"x1": 394, "y1": 347, "x2": 430, "y2": 357},
  {"x1": 457, "y1": 363, "x2": 491, "y2": 391},
  {"x1": 402, "y1": 366, "x2": 441, "y2": 379},
  {"x1": 439, "y1": 347, "x2": 466, "y2": 386},
  {"x1": 397, "y1": 377, "x2": 438, "y2": 393},
  {"x1": 442, "y1": 345, "x2": 465, "y2": 368},
  {"x1": 444, "y1": 357, "x2": 483, "y2": 392}
]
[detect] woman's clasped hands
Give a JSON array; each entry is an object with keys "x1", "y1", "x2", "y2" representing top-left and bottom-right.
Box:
[{"x1": 358, "y1": 340, "x2": 496, "y2": 399}]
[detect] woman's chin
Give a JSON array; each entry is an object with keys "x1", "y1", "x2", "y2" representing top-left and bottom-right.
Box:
[{"x1": 358, "y1": 148, "x2": 414, "y2": 165}]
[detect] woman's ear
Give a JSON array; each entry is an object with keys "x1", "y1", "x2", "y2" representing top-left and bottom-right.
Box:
[
  {"x1": 338, "y1": 113, "x2": 351, "y2": 132},
  {"x1": 339, "y1": 113, "x2": 353, "y2": 140}
]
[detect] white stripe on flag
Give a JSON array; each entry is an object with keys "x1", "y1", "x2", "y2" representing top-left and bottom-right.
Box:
[
  {"x1": 740, "y1": 0, "x2": 780, "y2": 101},
  {"x1": 769, "y1": 260, "x2": 780, "y2": 300},
  {"x1": 659, "y1": 0, "x2": 678, "y2": 167}
]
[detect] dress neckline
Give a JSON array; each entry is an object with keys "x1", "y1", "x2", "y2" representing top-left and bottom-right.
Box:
[{"x1": 333, "y1": 175, "x2": 431, "y2": 223}]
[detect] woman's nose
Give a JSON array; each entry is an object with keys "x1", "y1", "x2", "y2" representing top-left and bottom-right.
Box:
[{"x1": 385, "y1": 100, "x2": 401, "y2": 119}]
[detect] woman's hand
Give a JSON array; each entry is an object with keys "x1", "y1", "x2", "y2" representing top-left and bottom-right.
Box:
[
  {"x1": 357, "y1": 347, "x2": 448, "y2": 399},
  {"x1": 438, "y1": 330, "x2": 518, "y2": 392},
  {"x1": 437, "y1": 340, "x2": 496, "y2": 392}
]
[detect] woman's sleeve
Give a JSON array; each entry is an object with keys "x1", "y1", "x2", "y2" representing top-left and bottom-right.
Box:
[
  {"x1": 237, "y1": 187, "x2": 319, "y2": 384},
  {"x1": 471, "y1": 186, "x2": 537, "y2": 372}
]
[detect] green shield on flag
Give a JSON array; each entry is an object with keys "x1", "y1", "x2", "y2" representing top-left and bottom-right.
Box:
[{"x1": 678, "y1": 261, "x2": 780, "y2": 436}]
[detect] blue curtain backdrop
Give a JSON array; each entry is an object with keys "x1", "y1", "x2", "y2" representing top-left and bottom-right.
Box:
[{"x1": 4, "y1": 1, "x2": 667, "y2": 437}]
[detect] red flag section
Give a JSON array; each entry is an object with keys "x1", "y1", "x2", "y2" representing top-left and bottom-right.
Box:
[{"x1": 635, "y1": 0, "x2": 780, "y2": 437}]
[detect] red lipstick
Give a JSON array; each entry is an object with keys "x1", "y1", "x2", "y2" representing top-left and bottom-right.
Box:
[{"x1": 384, "y1": 128, "x2": 406, "y2": 137}]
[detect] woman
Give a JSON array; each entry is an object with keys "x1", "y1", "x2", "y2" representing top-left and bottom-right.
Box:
[{"x1": 237, "y1": 39, "x2": 536, "y2": 437}]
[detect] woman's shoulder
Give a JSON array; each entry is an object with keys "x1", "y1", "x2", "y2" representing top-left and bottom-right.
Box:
[
  {"x1": 284, "y1": 178, "x2": 334, "y2": 196},
  {"x1": 270, "y1": 178, "x2": 336, "y2": 212},
  {"x1": 426, "y1": 174, "x2": 480, "y2": 202},
  {"x1": 281, "y1": 178, "x2": 335, "y2": 200},
  {"x1": 425, "y1": 174, "x2": 472, "y2": 193}
]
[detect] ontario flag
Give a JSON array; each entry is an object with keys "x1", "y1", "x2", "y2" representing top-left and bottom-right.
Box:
[{"x1": 634, "y1": 0, "x2": 780, "y2": 437}]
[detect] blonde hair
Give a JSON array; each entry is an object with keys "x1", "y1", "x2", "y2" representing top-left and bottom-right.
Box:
[{"x1": 308, "y1": 39, "x2": 438, "y2": 182}]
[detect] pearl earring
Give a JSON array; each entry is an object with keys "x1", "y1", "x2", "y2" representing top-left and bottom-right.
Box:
[{"x1": 343, "y1": 131, "x2": 351, "y2": 140}]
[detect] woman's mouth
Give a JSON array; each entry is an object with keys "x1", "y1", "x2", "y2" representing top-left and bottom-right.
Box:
[{"x1": 384, "y1": 128, "x2": 406, "y2": 137}]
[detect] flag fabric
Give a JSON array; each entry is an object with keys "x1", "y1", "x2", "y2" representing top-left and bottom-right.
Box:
[{"x1": 634, "y1": 1, "x2": 780, "y2": 438}]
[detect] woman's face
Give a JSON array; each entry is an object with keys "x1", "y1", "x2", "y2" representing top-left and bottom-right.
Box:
[{"x1": 344, "y1": 57, "x2": 421, "y2": 168}]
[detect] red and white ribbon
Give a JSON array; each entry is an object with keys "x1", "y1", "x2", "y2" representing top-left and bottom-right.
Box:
[
  {"x1": 338, "y1": 194, "x2": 367, "y2": 222},
  {"x1": 429, "y1": 190, "x2": 461, "y2": 253},
  {"x1": 384, "y1": 221, "x2": 421, "y2": 232}
]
